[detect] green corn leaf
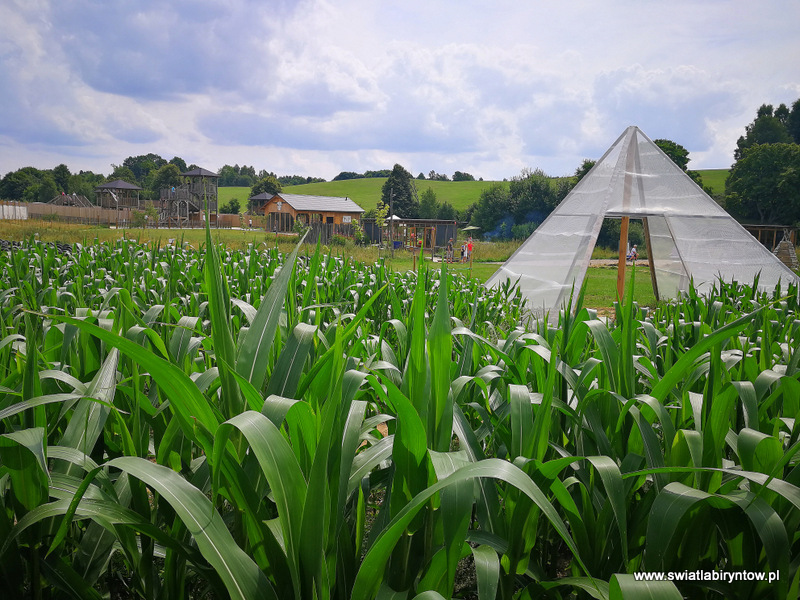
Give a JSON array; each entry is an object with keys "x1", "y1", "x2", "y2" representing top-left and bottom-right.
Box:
[
  {"x1": 609, "y1": 574, "x2": 682, "y2": 599},
  {"x1": 0, "y1": 427, "x2": 48, "y2": 512},
  {"x1": 212, "y1": 411, "x2": 306, "y2": 597},
  {"x1": 265, "y1": 322, "x2": 316, "y2": 399},
  {"x1": 471, "y1": 545, "x2": 500, "y2": 600},
  {"x1": 108, "y1": 456, "x2": 276, "y2": 600},
  {"x1": 737, "y1": 428, "x2": 783, "y2": 476},
  {"x1": 236, "y1": 235, "x2": 305, "y2": 391},
  {"x1": 428, "y1": 263, "x2": 453, "y2": 451},
  {"x1": 41, "y1": 312, "x2": 218, "y2": 453},
  {"x1": 204, "y1": 230, "x2": 242, "y2": 418},
  {"x1": 40, "y1": 554, "x2": 104, "y2": 600},
  {"x1": 650, "y1": 307, "x2": 764, "y2": 403},
  {"x1": 587, "y1": 456, "x2": 628, "y2": 565},
  {"x1": 352, "y1": 458, "x2": 592, "y2": 600}
]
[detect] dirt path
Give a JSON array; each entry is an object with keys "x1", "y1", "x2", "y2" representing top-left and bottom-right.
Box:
[{"x1": 589, "y1": 259, "x2": 650, "y2": 267}]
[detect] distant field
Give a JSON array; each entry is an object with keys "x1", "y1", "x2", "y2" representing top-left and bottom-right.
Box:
[
  {"x1": 215, "y1": 179, "x2": 508, "y2": 213},
  {"x1": 218, "y1": 169, "x2": 724, "y2": 215},
  {"x1": 696, "y1": 168, "x2": 729, "y2": 196},
  {"x1": 217, "y1": 187, "x2": 250, "y2": 209},
  {"x1": 286, "y1": 178, "x2": 507, "y2": 212}
]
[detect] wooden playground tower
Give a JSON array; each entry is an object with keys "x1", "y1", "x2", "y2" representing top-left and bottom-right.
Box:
[{"x1": 158, "y1": 168, "x2": 219, "y2": 228}]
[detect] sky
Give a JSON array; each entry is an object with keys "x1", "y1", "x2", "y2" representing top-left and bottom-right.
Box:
[{"x1": 1, "y1": 0, "x2": 799, "y2": 182}]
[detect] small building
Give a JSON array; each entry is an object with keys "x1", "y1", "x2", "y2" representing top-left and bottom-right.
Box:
[
  {"x1": 95, "y1": 180, "x2": 143, "y2": 209},
  {"x1": 250, "y1": 192, "x2": 364, "y2": 232}
]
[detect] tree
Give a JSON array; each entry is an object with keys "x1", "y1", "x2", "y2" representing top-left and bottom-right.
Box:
[
  {"x1": 278, "y1": 175, "x2": 326, "y2": 185},
  {"x1": 654, "y1": 139, "x2": 690, "y2": 171},
  {"x1": 381, "y1": 164, "x2": 417, "y2": 218},
  {"x1": 220, "y1": 198, "x2": 241, "y2": 214},
  {"x1": 427, "y1": 170, "x2": 448, "y2": 181},
  {"x1": 218, "y1": 165, "x2": 238, "y2": 187},
  {"x1": 726, "y1": 143, "x2": 800, "y2": 224},
  {"x1": 735, "y1": 104, "x2": 793, "y2": 160},
  {"x1": 52, "y1": 164, "x2": 71, "y2": 193},
  {"x1": 508, "y1": 169, "x2": 559, "y2": 224},
  {"x1": 574, "y1": 159, "x2": 596, "y2": 183},
  {"x1": 363, "y1": 169, "x2": 392, "y2": 178},
  {"x1": 122, "y1": 153, "x2": 167, "y2": 184},
  {"x1": 107, "y1": 165, "x2": 138, "y2": 185},
  {"x1": 418, "y1": 187, "x2": 439, "y2": 219},
  {"x1": 452, "y1": 171, "x2": 475, "y2": 181},
  {"x1": 169, "y1": 156, "x2": 188, "y2": 172},
  {"x1": 249, "y1": 175, "x2": 282, "y2": 211},
  {"x1": 417, "y1": 172, "x2": 426, "y2": 180},
  {"x1": 0, "y1": 167, "x2": 42, "y2": 200},
  {"x1": 37, "y1": 174, "x2": 58, "y2": 203},
  {"x1": 437, "y1": 201, "x2": 456, "y2": 221},
  {"x1": 149, "y1": 163, "x2": 182, "y2": 198},
  {"x1": 471, "y1": 183, "x2": 510, "y2": 233},
  {"x1": 787, "y1": 99, "x2": 800, "y2": 144},
  {"x1": 332, "y1": 171, "x2": 364, "y2": 181}
]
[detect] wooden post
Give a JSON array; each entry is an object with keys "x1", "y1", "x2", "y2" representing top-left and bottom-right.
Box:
[
  {"x1": 642, "y1": 217, "x2": 660, "y2": 301},
  {"x1": 617, "y1": 216, "x2": 629, "y2": 299}
]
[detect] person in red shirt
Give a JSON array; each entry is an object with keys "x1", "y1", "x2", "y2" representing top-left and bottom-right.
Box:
[{"x1": 467, "y1": 238, "x2": 473, "y2": 260}]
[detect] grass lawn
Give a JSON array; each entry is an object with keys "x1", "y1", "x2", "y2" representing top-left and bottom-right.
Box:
[
  {"x1": 465, "y1": 261, "x2": 658, "y2": 310},
  {"x1": 580, "y1": 265, "x2": 658, "y2": 309},
  {"x1": 695, "y1": 168, "x2": 729, "y2": 196},
  {"x1": 217, "y1": 187, "x2": 250, "y2": 210}
]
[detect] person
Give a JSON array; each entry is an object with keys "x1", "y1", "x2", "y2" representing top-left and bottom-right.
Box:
[
  {"x1": 460, "y1": 242, "x2": 466, "y2": 262},
  {"x1": 446, "y1": 238, "x2": 454, "y2": 262},
  {"x1": 467, "y1": 237, "x2": 473, "y2": 261},
  {"x1": 627, "y1": 245, "x2": 638, "y2": 263}
]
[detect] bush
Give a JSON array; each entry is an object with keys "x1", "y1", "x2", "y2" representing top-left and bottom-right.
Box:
[
  {"x1": 131, "y1": 210, "x2": 146, "y2": 228},
  {"x1": 330, "y1": 234, "x2": 348, "y2": 246},
  {"x1": 352, "y1": 221, "x2": 366, "y2": 246},
  {"x1": 293, "y1": 220, "x2": 309, "y2": 235},
  {"x1": 511, "y1": 221, "x2": 537, "y2": 240}
]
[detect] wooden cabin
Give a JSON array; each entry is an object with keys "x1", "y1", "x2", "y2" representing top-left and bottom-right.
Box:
[
  {"x1": 95, "y1": 180, "x2": 142, "y2": 209},
  {"x1": 250, "y1": 192, "x2": 364, "y2": 232}
]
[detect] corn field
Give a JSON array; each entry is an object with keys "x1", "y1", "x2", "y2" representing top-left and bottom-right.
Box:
[{"x1": 0, "y1": 229, "x2": 799, "y2": 600}]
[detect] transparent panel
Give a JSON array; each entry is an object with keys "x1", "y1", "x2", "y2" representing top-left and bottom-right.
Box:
[{"x1": 488, "y1": 126, "x2": 800, "y2": 320}]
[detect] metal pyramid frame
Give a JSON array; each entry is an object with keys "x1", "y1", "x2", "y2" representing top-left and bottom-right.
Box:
[{"x1": 486, "y1": 126, "x2": 799, "y2": 320}]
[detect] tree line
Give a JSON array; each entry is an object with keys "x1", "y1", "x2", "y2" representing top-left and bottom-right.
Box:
[{"x1": 2, "y1": 99, "x2": 798, "y2": 227}]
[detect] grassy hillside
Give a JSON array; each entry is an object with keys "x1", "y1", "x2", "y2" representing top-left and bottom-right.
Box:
[
  {"x1": 695, "y1": 168, "x2": 729, "y2": 196},
  {"x1": 210, "y1": 169, "x2": 729, "y2": 215},
  {"x1": 217, "y1": 186, "x2": 250, "y2": 207},
  {"x1": 284, "y1": 178, "x2": 506, "y2": 212}
]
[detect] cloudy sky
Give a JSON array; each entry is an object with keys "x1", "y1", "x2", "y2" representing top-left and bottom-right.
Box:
[{"x1": 1, "y1": 0, "x2": 798, "y2": 181}]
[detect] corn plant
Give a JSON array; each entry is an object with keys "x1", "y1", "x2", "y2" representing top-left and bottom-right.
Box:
[{"x1": 0, "y1": 231, "x2": 798, "y2": 599}]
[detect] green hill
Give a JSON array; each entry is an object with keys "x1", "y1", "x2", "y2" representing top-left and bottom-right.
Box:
[
  {"x1": 215, "y1": 179, "x2": 508, "y2": 213},
  {"x1": 217, "y1": 187, "x2": 250, "y2": 207},
  {"x1": 285, "y1": 178, "x2": 506, "y2": 212},
  {"x1": 695, "y1": 169, "x2": 729, "y2": 196},
  {"x1": 219, "y1": 170, "x2": 728, "y2": 215}
]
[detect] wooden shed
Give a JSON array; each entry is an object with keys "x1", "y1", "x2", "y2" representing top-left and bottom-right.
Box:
[
  {"x1": 250, "y1": 192, "x2": 364, "y2": 233},
  {"x1": 95, "y1": 180, "x2": 142, "y2": 209}
]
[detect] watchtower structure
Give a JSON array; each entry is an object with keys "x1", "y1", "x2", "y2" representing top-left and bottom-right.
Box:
[
  {"x1": 159, "y1": 168, "x2": 219, "y2": 227},
  {"x1": 95, "y1": 180, "x2": 142, "y2": 209}
]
